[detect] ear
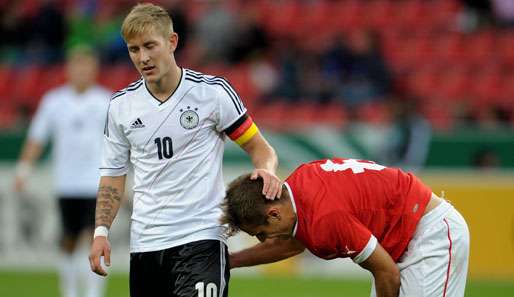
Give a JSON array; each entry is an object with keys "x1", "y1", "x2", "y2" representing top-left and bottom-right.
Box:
[
  {"x1": 169, "y1": 33, "x2": 179, "y2": 53},
  {"x1": 267, "y1": 207, "x2": 281, "y2": 222}
]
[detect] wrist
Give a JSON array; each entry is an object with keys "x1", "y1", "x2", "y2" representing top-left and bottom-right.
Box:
[
  {"x1": 93, "y1": 226, "x2": 109, "y2": 239},
  {"x1": 15, "y1": 161, "x2": 32, "y2": 179},
  {"x1": 229, "y1": 253, "x2": 240, "y2": 269}
]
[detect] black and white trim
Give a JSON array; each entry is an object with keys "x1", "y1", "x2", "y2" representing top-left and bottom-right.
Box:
[
  {"x1": 184, "y1": 69, "x2": 244, "y2": 115},
  {"x1": 219, "y1": 241, "x2": 227, "y2": 297}
]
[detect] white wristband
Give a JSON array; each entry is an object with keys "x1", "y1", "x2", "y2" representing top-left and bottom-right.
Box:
[
  {"x1": 15, "y1": 162, "x2": 32, "y2": 179},
  {"x1": 93, "y1": 226, "x2": 109, "y2": 238}
]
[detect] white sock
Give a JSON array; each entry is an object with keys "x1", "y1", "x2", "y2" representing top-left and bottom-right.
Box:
[
  {"x1": 76, "y1": 248, "x2": 106, "y2": 297},
  {"x1": 58, "y1": 253, "x2": 78, "y2": 297}
]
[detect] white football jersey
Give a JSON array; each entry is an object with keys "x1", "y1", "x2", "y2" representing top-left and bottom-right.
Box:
[
  {"x1": 28, "y1": 85, "x2": 111, "y2": 197},
  {"x1": 101, "y1": 68, "x2": 247, "y2": 252}
]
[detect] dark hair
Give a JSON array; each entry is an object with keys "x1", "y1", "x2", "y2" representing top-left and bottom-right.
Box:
[{"x1": 220, "y1": 174, "x2": 278, "y2": 236}]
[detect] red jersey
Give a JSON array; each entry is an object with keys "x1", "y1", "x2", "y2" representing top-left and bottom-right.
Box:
[{"x1": 285, "y1": 158, "x2": 432, "y2": 262}]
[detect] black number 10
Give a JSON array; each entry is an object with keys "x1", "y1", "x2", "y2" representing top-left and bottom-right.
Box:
[{"x1": 154, "y1": 137, "x2": 173, "y2": 159}]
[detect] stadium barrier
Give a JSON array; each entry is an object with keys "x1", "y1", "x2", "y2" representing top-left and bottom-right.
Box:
[{"x1": 0, "y1": 163, "x2": 513, "y2": 280}]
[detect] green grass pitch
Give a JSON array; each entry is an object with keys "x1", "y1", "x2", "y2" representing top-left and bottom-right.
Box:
[{"x1": 0, "y1": 271, "x2": 513, "y2": 297}]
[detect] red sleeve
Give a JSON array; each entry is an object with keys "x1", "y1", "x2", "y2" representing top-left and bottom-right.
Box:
[{"x1": 313, "y1": 212, "x2": 373, "y2": 260}]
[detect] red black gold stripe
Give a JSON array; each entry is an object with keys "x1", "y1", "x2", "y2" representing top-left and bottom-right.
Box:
[{"x1": 225, "y1": 114, "x2": 259, "y2": 146}]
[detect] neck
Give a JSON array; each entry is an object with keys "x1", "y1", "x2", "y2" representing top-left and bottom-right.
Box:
[
  {"x1": 72, "y1": 83, "x2": 91, "y2": 94},
  {"x1": 147, "y1": 65, "x2": 181, "y2": 102}
]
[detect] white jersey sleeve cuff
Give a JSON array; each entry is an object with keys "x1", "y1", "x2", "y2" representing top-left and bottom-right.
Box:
[
  {"x1": 352, "y1": 235, "x2": 378, "y2": 264},
  {"x1": 100, "y1": 166, "x2": 128, "y2": 176}
]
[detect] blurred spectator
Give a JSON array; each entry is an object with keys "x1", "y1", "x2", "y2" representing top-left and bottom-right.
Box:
[
  {"x1": 13, "y1": 45, "x2": 110, "y2": 297},
  {"x1": 193, "y1": 0, "x2": 237, "y2": 64},
  {"x1": 457, "y1": 0, "x2": 494, "y2": 32},
  {"x1": 323, "y1": 30, "x2": 392, "y2": 108},
  {"x1": 163, "y1": 0, "x2": 190, "y2": 58},
  {"x1": 227, "y1": 8, "x2": 270, "y2": 64},
  {"x1": 0, "y1": 0, "x2": 66, "y2": 64},
  {"x1": 381, "y1": 96, "x2": 432, "y2": 172},
  {"x1": 472, "y1": 147, "x2": 501, "y2": 169},
  {"x1": 28, "y1": 0, "x2": 67, "y2": 63},
  {"x1": 492, "y1": 0, "x2": 514, "y2": 28},
  {"x1": 265, "y1": 39, "x2": 303, "y2": 102}
]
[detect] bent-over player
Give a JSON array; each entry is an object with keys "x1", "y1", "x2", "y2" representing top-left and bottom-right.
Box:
[{"x1": 222, "y1": 158, "x2": 469, "y2": 297}]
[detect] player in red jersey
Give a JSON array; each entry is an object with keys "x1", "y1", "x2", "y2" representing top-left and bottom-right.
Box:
[{"x1": 221, "y1": 158, "x2": 469, "y2": 297}]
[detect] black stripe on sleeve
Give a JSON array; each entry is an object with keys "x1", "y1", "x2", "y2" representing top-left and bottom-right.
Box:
[
  {"x1": 186, "y1": 71, "x2": 243, "y2": 112},
  {"x1": 104, "y1": 103, "x2": 111, "y2": 137},
  {"x1": 223, "y1": 113, "x2": 248, "y2": 135},
  {"x1": 217, "y1": 76, "x2": 244, "y2": 111},
  {"x1": 185, "y1": 75, "x2": 242, "y2": 114}
]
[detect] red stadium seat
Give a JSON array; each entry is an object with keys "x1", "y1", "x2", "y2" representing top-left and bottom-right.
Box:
[
  {"x1": 99, "y1": 64, "x2": 138, "y2": 92},
  {"x1": 0, "y1": 101, "x2": 19, "y2": 129},
  {"x1": 356, "y1": 101, "x2": 392, "y2": 125},
  {"x1": 0, "y1": 66, "x2": 14, "y2": 101},
  {"x1": 14, "y1": 66, "x2": 46, "y2": 111},
  {"x1": 317, "y1": 103, "x2": 347, "y2": 128}
]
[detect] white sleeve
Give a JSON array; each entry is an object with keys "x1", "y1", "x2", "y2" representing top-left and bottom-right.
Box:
[
  {"x1": 214, "y1": 77, "x2": 247, "y2": 132},
  {"x1": 352, "y1": 235, "x2": 378, "y2": 264},
  {"x1": 27, "y1": 94, "x2": 54, "y2": 144},
  {"x1": 100, "y1": 102, "x2": 130, "y2": 176}
]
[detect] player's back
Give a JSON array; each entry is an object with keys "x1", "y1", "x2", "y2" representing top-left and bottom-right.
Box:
[{"x1": 286, "y1": 158, "x2": 432, "y2": 261}]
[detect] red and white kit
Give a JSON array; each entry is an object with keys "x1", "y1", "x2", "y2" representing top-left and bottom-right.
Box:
[{"x1": 285, "y1": 158, "x2": 469, "y2": 297}]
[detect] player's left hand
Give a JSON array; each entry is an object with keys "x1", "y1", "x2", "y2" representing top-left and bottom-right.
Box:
[{"x1": 251, "y1": 169, "x2": 282, "y2": 200}]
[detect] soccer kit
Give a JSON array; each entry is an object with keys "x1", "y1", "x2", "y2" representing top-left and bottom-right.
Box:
[
  {"x1": 101, "y1": 68, "x2": 257, "y2": 297},
  {"x1": 285, "y1": 158, "x2": 469, "y2": 297},
  {"x1": 29, "y1": 85, "x2": 111, "y2": 238}
]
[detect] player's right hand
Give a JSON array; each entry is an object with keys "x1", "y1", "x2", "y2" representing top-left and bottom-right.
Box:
[{"x1": 89, "y1": 236, "x2": 111, "y2": 277}]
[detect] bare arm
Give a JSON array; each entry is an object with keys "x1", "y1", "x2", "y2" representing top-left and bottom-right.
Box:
[
  {"x1": 241, "y1": 132, "x2": 278, "y2": 173},
  {"x1": 230, "y1": 237, "x2": 305, "y2": 269},
  {"x1": 95, "y1": 175, "x2": 126, "y2": 228},
  {"x1": 14, "y1": 140, "x2": 43, "y2": 192},
  {"x1": 359, "y1": 243, "x2": 400, "y2": 297},
  {"x1": 241, "y1": 132, "x2": 281, "y2": 199},
  {"x1": 89, "y1": 175, "x2": 126, "y2": 276}
]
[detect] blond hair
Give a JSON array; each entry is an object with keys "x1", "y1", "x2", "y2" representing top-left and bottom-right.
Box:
[{"x1": 121, "y1": 3, "x2": 174, "y2": 41}]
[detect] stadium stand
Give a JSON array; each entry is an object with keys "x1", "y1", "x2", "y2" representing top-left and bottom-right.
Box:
[{"x1": 0, "y1": 0, "x2": 513, "y2": 130}]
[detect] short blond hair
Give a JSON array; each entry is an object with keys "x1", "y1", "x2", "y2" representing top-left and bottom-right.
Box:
[{"x1": 121, "y1": 3, "x2": 174, "y2": 41}]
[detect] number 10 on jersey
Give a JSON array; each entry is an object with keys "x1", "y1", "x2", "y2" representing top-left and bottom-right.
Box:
[{"x1": 154, "y1": 137, "x2": 173, "y2": 159}]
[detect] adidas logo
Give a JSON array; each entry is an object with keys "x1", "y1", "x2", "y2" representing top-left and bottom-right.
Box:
[{"x1": 130, "y1": 118, "x2": 145, "y2": 129}]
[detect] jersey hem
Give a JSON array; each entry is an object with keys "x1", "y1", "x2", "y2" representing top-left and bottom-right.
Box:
[{"x1": 129, "y1": 234, "x2": 227, "y2": 253}]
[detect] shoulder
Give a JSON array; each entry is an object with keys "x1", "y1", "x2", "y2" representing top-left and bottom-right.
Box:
[
  {"x1": 92, "y1": 85, "x2": 115, "y2": 98},
  {"x1": 110, "y1": 78, "x2": 144, "y2": 103},
  {"x1": 183, "y1": 68, "x2": 236, "y2": 95},
  {"x1": 39, "y1": 85, "x2": 71, "y2": 108}
]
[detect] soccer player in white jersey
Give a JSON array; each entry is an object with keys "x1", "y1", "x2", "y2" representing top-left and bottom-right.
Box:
[
  {"x1": 88, "y1": 4, "x2": 282, "y2": 297},
  {"x1": 14, "y1": 46, "x2": 110, "y2": 297}
]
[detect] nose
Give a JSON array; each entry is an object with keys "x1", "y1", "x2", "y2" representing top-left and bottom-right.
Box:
[{"x1": 139, "y1": 49, "x2": 150, "y2": 64}]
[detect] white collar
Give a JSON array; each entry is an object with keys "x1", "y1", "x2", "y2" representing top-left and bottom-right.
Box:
[{"x1": 284, "y1": 182, "x2": 298, "y2": 236}]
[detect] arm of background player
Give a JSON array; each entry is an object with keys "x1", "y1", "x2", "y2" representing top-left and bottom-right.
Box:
[
  {"x1": 89, "y1": 175, "x2": 126, "y2": 276},
  {"x1": 241, "y1": 132, "x2": 282, "y2": 199},
  {"x1": 230, "y1": 237, "x2": 305, "y2": 269},
  {"x1": 358, "y1": 243, "x2": 400, "y2": 297},
  {"x1": 13, "y1": 140, "x2": 43, "y2": 192}
]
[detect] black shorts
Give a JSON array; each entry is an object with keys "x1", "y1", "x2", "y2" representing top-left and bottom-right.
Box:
[
  {"x1": 130, "y1": 240, "x2": 230, "y2": 297},
  {"x1": 58, "y1": 197, "x2": 96, "y2": 240}
]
